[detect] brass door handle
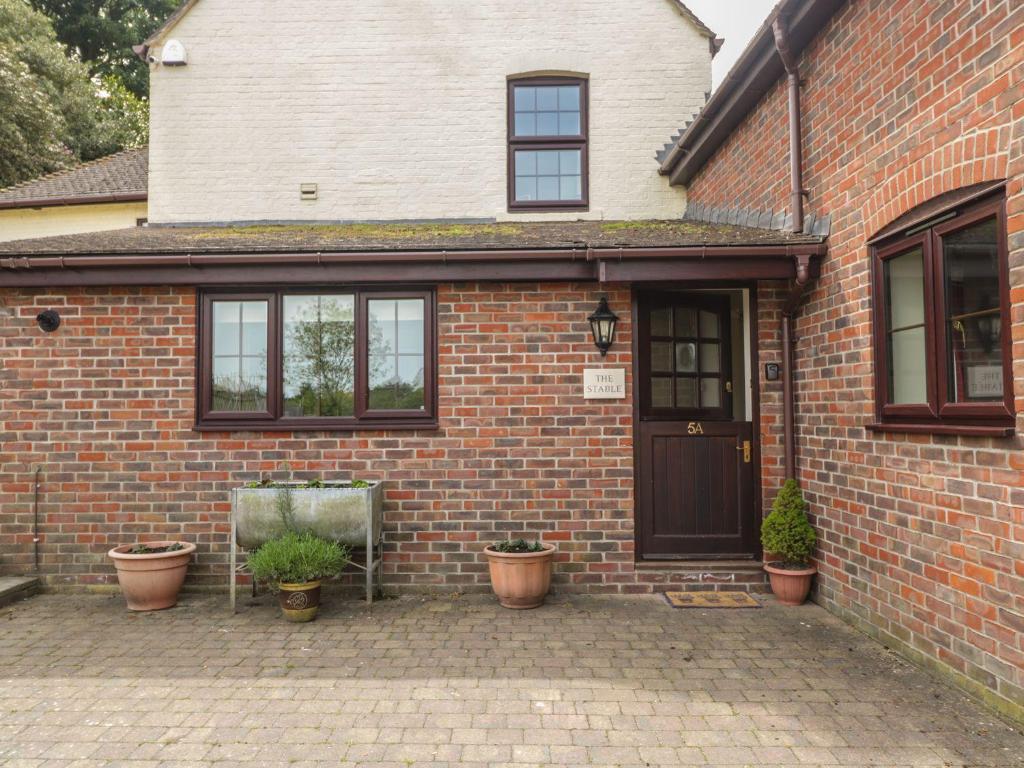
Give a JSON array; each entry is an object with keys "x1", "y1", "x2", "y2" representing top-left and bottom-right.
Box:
[{"x1": 736, "y1": 440, "x2": 751, "y2": 463}]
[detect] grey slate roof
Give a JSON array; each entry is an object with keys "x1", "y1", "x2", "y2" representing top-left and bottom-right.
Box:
[
  {"x1": 0, "y1": 220, "x2": 824, "y2": 257},
  {"x1": 0, "y1": 147, "x2": 148, "y2": 209}
]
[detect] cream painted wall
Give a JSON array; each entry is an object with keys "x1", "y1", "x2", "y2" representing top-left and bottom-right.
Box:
[
  {"x1": 148, "y1": 0, "x2": 711, "y2": 224},
  {"x1": 0, "y1": 202, "x2": 148, "y2": 243}
]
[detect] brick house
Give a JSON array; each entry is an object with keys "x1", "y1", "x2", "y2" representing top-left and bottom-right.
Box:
[{"x1": 0, "y1": 0, "x2": 1021, "y2": 721}]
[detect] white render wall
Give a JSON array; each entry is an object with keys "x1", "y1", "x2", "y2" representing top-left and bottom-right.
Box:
[
  {"x1": 148, "y1": 0, "x2": 711, "y2": 224},
  {"x1": 0, "y1": 202, "x2": 147, "y2": 243}
]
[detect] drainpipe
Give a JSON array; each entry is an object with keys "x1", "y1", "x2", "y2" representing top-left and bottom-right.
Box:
[
  {"x1": 781, "y1": 255, "x2": 811, "y2": 480},
  {"x1": 772, "y1": 15, "x2": 805, "y2": 234}
]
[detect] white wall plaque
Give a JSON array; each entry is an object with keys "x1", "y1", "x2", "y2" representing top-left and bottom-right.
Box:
[{"x1": 583, "y1": 368, "x2": 626, "y2": 400}]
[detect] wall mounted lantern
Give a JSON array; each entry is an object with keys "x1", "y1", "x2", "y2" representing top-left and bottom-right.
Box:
[
  {"x1": 588, "y1": 297, "x2": 619, "y2": 357},
  {"x1": 36, "y1": 310, "x2": 61, "y2": 333}
]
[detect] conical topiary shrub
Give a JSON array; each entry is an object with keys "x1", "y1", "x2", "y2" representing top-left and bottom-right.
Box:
[
  {"x1": 761, "y1": 479, "x2": 816, "y2": 567},
  {"x1": 761, "y1": 479, "x2": 818, "y2": 605}
]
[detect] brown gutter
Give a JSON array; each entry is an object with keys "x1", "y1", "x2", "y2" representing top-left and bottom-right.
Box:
[
  {"x1": 781, "y1": 253, "x2": 812, "y2": 480},
  {"x1": 772, "y1": 14, "x2": 805, "y2": 234},
  {"x1": 0, "y1": 242, "x2": 827, "y2": 271},
  {"x1": 0, "y1": 192, "x2": 147, "y2": 211}
]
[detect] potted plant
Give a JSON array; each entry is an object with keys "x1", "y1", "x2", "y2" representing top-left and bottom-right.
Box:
[
  {"x1": 246, "y1": 531, "x2": 349, "y2": 622},
  {"x1": 107, "y1": 540, "x2": 197, "y2": 611},
  {"x1": 484, "y1": 538, "x2": 556, "y2": 609},
  {"x1": 761, "y1": 479, "x2": 818, "y2": 605}
]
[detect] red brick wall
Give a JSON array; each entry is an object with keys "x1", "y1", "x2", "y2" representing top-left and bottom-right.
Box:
[
  {"x1": 0, "y1": 284, "x2": 661, "y2": 592},
  {"x1": 688, "y1": 0, "x2": 1024, "y2": 713}
]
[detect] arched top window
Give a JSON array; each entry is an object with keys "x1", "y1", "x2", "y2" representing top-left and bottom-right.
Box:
[{"x1": 870, "y1": 186, "x2": 1014, "y2": 436}]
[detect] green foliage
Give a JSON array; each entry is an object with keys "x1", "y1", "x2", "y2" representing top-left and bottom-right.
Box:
[
  {"x1": 491, "y1": 539, "x2": 545, "y2": 553},
  {"x1": 761, "y1": 479, "x2": 817, "y2": 567},
  {"x1": 243, "y1": 479, "x2": 372, "y2": 490},
  {"x1": 29, "y1": 0, "x2": 177, "y2": 98},
  {"x1": 246, "y1": 531, "x2": 349, "y2": 589},
  {"x1": 128, "y1": 542, "x2": 183, "y2": 554},
  {"x1": 95, "y1": 72, "x2": 148, "y2": 148},
  {"x1": 0, "y1": 0, "x2": 107, "y2": 186}
]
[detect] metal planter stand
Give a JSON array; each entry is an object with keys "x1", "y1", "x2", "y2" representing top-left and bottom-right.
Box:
[{"x1": 228, "y1": 482, "x2": 384, "y2": 611}]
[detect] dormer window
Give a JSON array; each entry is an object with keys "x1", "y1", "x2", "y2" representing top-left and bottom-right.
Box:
[{"x1": 507, "y1": 76, "x2": 589, "y2": 211}]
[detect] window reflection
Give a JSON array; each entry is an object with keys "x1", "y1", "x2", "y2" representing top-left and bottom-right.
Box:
[
  {"x1": 283, "y1": 295, "x2": 355, "y2": 417},
  {"x1": 368, "y1": 298, "x2": 426, "y2": 410},
  {"x1": 211, "y1": 300, "x2": 268, "y2": 412}
]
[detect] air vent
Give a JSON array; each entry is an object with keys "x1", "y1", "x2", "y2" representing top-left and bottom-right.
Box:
[{"x1": 300, "y1": 183, "x2": 318, "y2": 201}]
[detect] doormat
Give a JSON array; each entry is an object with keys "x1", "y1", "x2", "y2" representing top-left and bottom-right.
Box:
[{"x1": 663, "y1": 591, "x2": 760, "y2": 609}]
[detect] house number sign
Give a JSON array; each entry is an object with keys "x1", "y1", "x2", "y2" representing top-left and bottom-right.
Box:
[{"x1": 583, "y1": 368, "x2": 626, "y2": 399}]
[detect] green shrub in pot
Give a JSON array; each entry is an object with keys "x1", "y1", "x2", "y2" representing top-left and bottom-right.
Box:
[
  {"x1": 246, "y1": 531, "x2": 349, "y2": 621},
  {"x1": 760, "y1": 479, "x2": 818, "y2": 605}
]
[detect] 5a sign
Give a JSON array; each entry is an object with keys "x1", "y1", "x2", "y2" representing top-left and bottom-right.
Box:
[{"x1": 686, "y1": 422, "x2": 704, "y2": 435}]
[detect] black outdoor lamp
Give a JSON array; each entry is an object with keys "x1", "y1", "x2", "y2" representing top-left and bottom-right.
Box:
[{"x1": 588, "y1": 297, "x2": 619, "y2": 356}]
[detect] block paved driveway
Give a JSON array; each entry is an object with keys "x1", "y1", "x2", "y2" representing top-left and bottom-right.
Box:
[{"x1": 0, "y1": 591, "x2": 1021, "y2": 767}]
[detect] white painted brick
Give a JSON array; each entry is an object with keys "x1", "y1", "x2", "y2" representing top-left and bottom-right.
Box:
[{"x1": 148, "y1": 0, "x2": 710, "y2": 224}]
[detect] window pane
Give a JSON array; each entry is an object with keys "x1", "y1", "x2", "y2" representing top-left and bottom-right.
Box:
[
  {"x1": 675, "y1": 378, "x2": 697, "y2": 408},
  {"x1": 515, "y1": 151, "x2": 537, "y2": 175},
  {"x1": 651, "y1": 377, "x2": 673, "y2": 408},
  {"x1": 943, "y1": 218, "x2": 1003, "y2": 402},
  {"x1": 514, "y1": 86, "x2": 535, "y2": 111},
  {"x1": 559, "y1": 150, "x2": 580, "y2": 174},
  {"x1": 283, "y1": 294, "x2": 355, "y2": 418},
  {"x1": 650, "y1": 307, "x2": 672, "y2": 336},
  {"x1": 558, "y1": 112, "x2": 580, "y2": 135},
  {"x1": 674, "y1": 308, "x2": 697, "y2": 336},
  {"x1": 515, "y1": 176, "x2": 537, "y2": 202},
  {"x1": 700, "y1": 343, "x2": 720, "y2": 374},
  {"x1": 890, "y1": 326, "x2": 928, "y2": 403},
  {"x1": 651, "y1": 342, "x2": 673, "y2": 372},
  {"x1": 536, "y1": 112, "x2": 558, "y2": 135},
  {"x1": 558, "y1": 85, "x2": 580, "y2": 110},
  {"x1": 537, "y1": 176, "x2": 559, "y2": 200},
  {"x1": 884, "y1": 247, "x2": 927, "y2": 404},
  {"x1": 514, "y1": 113, "x2": 536, "y2": 137},
  {"x1": 675, "y1": 342, "x2": 696, "y2": 373},
  {"x1": 368, "y1": 298, "x2": 426, "y2": 410},
  {"x1": 211, "y1": 300, "x2": 267, "y2": 412},
  {"x1": 887, "y1": 248, "x2": 925, "y2": 329},
  {"x1": 699, "y1": 310, "x2": 719, "y2": 338},
  {"x1": 700, "y1": 378, "x2": 721, "y2": 408},
  {"x1": 559, "y1": 175, "x2": 581, "y2": 200}
]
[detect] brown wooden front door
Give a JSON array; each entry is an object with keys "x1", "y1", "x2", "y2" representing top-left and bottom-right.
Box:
[{"x1": 636, "y1": 292, "x2": 757, "y2": 558}]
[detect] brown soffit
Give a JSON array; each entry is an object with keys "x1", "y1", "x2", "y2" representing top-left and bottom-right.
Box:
[
  {"x1": 659, "y1": 0, "x2": 846, "y2": 185},
  {"x1": 0, "y1": 192, "x2": 147, "y2": 211},
  {"x1": 0, "y1": 244, "x2": 827, "y2": 288}
]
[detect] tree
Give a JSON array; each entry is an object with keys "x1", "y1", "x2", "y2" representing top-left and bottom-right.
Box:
[
  {"x1": 0, "y1": 0, "x2": 118, "y2": 187},
  {"x1": 29, "y1": 0, "x2": 178, "y2": 99}
]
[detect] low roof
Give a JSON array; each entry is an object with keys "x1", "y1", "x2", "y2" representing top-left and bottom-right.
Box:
[
  {"x1": 0, "y1": 147, "x2": 147, "y2": 210},
  {"x1": 657, "y1": 0, "x2": 845, "y2": 184},
  {"x1": 0, "y1": 219, "x2": 823, "y2": 257}
]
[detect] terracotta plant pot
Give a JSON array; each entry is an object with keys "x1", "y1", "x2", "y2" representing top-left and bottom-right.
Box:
[
  {"x1": 278, "y1": 581, "x2": 322, "y2": 622},
  {"x1": 484, "y1": 543, "x2": 556, "y2": 609},
  {"x1": 764, "y1": 562, "x2": 816, "y2": 606},
  {"x1": 107, "y1": 541, "x2": 196, "y2": 611}
]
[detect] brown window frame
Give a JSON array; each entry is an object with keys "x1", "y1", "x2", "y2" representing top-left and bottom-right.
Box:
[
  {"x1": 197, "y1": 287, "x2": 437, "y2": 431},
  {"x1": 507, "y1": 75, "x2": 589, "y2": 212},
  {"x1": 870, "y1": 193, "x2": 1014, "y2": 437}
]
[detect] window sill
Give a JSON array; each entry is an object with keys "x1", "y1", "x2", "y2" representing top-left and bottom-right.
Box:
[
  {"x1": 866, "y1": 422, "x2": 1015, "y2": 438},
  {"x1": 194, "y1": 420, "x2": 440, "y2": 433}
]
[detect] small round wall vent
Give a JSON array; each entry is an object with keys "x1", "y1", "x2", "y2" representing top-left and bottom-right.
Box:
[{"x1": 36, "y1": 310, "x2": 61, "y2": 332}]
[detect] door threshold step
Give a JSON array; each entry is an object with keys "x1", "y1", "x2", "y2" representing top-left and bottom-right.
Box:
[
  {"x1": 636, "y1": 560, "x2": 764, "y2": 572},
  {"x1": 0, "y1": 576, "x2": 40, "y2": 608}
]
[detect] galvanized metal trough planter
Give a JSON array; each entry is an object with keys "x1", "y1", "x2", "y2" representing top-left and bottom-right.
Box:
[{"x1": 229, "y1": 482, "x2": 384, "y2": 610}]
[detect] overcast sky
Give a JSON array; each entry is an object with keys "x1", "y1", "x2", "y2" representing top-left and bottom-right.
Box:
[{"x1": 687, "y1": 0, "x2": 778, "y2": 90}]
